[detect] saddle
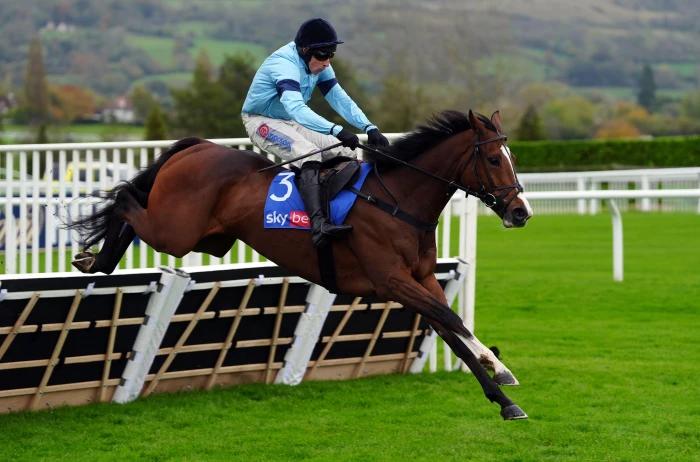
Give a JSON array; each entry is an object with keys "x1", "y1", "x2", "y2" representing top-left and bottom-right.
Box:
[{"x1": 292, "y1": 156, "x2": 361, "y2": 214}]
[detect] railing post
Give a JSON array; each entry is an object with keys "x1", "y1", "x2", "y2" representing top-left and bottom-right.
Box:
[
  {"x1": 697, "y1": 173, "x2": 700, "y2": 214},
  {"x1": 640, "y1": 175, "x2": 651, "y2": 212},
  {"x1": 4, "y1": 152, "x2": 16, "y2": 274},
  {"x1": 577, "y1": 177, "x2": 586, "y2": 215},
  {"x1": 19, "y1": 151, "x2": 28, "y2": 274},
  {"x1": 459, "y1": 195, "x2": 478, "y2": 332},
  {"x1": 609, "y1": 200, "x2": 624, "y2": 282}
]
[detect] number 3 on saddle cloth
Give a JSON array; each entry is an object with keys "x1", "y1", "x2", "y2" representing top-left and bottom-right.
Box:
[
  {"x1": 264, "y1": 161, "x2": 372, "y2": 230},
  {"x1": 264, "y1": 160, "x2": 372, "y2": 292}
]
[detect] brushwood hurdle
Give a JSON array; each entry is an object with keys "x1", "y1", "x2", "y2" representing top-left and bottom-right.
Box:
[{"x1": 0, "y1": 259, "x2": 467, "y2": 413}]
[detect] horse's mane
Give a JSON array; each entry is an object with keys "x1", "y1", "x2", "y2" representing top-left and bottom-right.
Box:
[{"x1": 369, "y1": 110, "x2": 497, "y2": 170}]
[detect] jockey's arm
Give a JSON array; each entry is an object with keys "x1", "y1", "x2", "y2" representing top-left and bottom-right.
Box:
[
  {"x1": 271, "y1": 60, "x2": 342, "y2": 135},
  {"x1": 278, "y1": 87, "x2": 342, "y2": 135},
  {"x1": 318, "y1": 67, "x2": 377, "y2": 135}
]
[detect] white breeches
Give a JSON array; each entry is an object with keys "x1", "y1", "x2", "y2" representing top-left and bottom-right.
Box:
[{"x1": 242, "y1": 113, "x2": 356, "y2": 167}]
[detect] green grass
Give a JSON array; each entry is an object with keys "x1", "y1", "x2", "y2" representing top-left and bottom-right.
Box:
[
  {"x1": 131, "y1": 71, "x2": 192, "y2": 89},
  {"x1": 126, "y1": 32, "x2": 267, "y2": 70},
  {"x1": 190, "y1": 38, "x2": 267, "y2": 66},
  {"x1": 125, "y1": 34, "x2": 177, "y2": 68},
  {"x1": 1, "y1": 213, "x2": 699, "y2": 460},
  {"x1": 2, "y1": 124, "x2": 145, "y2": 144}
]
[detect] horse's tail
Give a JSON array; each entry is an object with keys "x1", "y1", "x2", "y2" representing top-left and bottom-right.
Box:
[{"x1": 68, "y1": 137, "x2": 206, "y2": 248}]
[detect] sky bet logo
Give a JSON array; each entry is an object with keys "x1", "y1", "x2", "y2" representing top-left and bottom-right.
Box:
[{"x1": 265, "y1": 210, "x2": 310, "y2": 228}]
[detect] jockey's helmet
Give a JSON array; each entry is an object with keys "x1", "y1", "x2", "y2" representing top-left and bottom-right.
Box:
[{"x1": 294, "y1": 18, "x2": 344, "y2": 50}]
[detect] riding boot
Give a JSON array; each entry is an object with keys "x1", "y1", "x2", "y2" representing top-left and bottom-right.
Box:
[{"x1": 298, "y1": 161, "x2": 352, "y2": 247}]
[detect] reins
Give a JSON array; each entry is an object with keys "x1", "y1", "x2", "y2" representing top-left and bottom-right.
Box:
[
  {"x1": 358, "y1": 133, "x2": 520, "y2": 209},
  {"x1": 350, "y1": 133, "x2": 524, "y2": 230}
]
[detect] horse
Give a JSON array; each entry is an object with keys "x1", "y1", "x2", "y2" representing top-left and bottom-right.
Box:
[{"x1": 69, "y1": 109, "x2": 533, "y2": 420}]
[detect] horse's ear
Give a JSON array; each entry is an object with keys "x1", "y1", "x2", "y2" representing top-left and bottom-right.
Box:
[
  {"x1": 468, "y1": 109, "x2": 486, "y2": 134},
  {"x1": 491, "y1": 110, "x2": 503, "y2": 132}
]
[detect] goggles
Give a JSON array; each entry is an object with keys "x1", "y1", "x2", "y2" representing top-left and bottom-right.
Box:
[{"x1": 311, "y1": 48, "x2": 335, "y2": 61}]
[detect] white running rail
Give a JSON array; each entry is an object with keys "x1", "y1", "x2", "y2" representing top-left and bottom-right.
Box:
[{"x1": 522, "y1": 189, "x2": 700, "y2": 281}]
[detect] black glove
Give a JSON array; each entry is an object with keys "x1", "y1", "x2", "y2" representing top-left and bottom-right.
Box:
[
  {"x1": 367, "y1": 128, "x2": 390, "y2": 148},
  {"x1": 336, "y1": 128, "x2": 359, "y2": 150}
]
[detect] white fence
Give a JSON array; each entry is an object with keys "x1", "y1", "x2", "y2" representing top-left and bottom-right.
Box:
[
  {"x1": 523, "y1": 189, "x2": 700, "y2": 281},
  {"x1": 519, "y1": 167, "x2": 700, "y2": 215},
  {"x1": 0, "y1": 136, "x2": 479, "y2": 273}
]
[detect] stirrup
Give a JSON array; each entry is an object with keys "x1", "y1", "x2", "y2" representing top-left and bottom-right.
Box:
[
  {"x1": 321, "y1": 222, "x2": 352, "y2": 236},
  {"x1": 310, "y1": 216, "x2": 352, "y2": 247}
]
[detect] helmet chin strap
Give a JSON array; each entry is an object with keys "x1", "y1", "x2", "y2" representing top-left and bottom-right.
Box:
[{"x1": 297, "y1": 46, "x2": 313, "y2": 72}]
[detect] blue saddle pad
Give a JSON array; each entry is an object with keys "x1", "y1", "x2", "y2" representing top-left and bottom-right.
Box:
[{"x1": 264, "y1": 163, "x2": 372, "y2": 230}]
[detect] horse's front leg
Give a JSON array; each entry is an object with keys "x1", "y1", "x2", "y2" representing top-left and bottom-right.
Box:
[
  {"x1": 421, "y1": 275, "x2": 519, "y2": 386},
  {"x1": 379, "y1": 271, "x2": 527, "y2": 420}
]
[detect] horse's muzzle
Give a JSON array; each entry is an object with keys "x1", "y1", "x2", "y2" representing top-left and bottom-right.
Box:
[{"x1": 502, "y1": 194, "x2": 533, "y2": 228}]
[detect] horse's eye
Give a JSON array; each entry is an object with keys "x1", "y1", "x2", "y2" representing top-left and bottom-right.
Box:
[{"x1": 487, "y1": 157, "x2": 500, "y2": 167}]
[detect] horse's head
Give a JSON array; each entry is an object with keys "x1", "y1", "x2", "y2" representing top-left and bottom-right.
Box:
[{"x1": 463, "y1": 110, "x2": 533, "y2": 228}]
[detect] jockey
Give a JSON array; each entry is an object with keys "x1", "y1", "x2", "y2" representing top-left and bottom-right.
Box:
[{"x1": 242, "y1": 18, "x2": 389, "y2": 247}]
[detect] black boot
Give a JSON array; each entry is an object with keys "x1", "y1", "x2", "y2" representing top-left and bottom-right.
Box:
[{"x1": 298, "y1": 161, "x2": 352, "y2": 247}]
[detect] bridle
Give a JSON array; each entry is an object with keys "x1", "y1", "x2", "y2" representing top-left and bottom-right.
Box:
[
  {"x1": 360, "y1": 131, "x2": 523, "y2": 211},
  {"x1": 466, "y1": 134, "x2": 524, "y2": 212}
]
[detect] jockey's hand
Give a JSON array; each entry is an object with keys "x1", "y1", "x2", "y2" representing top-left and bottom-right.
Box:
[
  {"x1": 336, "y1": 128, "x2": 359, "y2": 150},
  {"x1": 367, "y1": 128, "x2": 390, "y2": 148}
]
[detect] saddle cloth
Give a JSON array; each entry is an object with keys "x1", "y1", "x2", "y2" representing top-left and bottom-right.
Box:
[{"x1": 263, "y1": 162, "x2": 372, "y2": 229}]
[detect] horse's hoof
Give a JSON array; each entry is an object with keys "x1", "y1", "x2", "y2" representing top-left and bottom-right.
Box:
[
  {"x1": 501, "y1": 404, "x2": 528, "y2": 420},
  {"x1": 72, "y1": 252, "x2": 97, "y2": 273},
  {"x1": 494, "y1": 370, "x2": 520, "y2": 386}
]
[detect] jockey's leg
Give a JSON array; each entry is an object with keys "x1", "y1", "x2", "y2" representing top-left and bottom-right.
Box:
[
  {"x1": 289, "y1": 122, "x2": 357, "y2": 161},
  {"x1": 242, "y1": 114, "x2": 353, "y2": 246},
  {"x1": 297, "y1": 160, "x2": 352, "y2": 247}
]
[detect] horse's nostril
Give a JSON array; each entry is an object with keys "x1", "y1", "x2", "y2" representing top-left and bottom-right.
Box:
[{"x1": 512, "y1": 207, "x2": 527, "y2": 221}]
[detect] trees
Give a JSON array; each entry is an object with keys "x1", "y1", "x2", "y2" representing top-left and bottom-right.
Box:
[
  {"x1": 541, "y1": 95, "x2": 598, "y2": 140},
  {"x1": 23, "y1": 36, "x2": 50, "y2": 134},
  {"x1": 49, "y1": 84, "x2": 96, "y2": 124},
  {"x1": 373, "y1": 76, "x2": 432, "y2": 133},
  {"x1": 170, "y1": 51, "x2": 256, "y2": 138},
  {"x1": 637, "y1": 64, "x2": 657, "y2": 112},
  {"x1": 145, "y1": 105, "x2": 167, "y2": 140},
  {"x1": 515, "y1": 105, "x2": 545, "y2": 141},
  {"x1": 130, "y1": 84, "x2": 159, "y2": 122}
]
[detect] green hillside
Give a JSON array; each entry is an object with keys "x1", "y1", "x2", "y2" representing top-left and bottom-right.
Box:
[{"x1": 0, "y1": 0, "x2": 698, "y2": 98}]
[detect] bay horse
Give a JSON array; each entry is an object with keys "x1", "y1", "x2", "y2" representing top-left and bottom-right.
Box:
[{"x1": 69, "y1": 110, "x2": 533, "y2": 420}]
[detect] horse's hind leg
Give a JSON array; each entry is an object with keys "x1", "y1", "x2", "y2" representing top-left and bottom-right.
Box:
[
  {"x1": 73, "y1": 186, "x2": 151, "y2": 274},
  {"x1": 116, "y1": 188, "x2": 203, "y2": 258},
  {"x1": 73, "y1": 217, "x2": 135, "y2": 274}
]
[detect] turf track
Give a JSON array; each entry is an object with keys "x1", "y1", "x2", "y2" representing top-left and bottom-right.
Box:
[{"x1": 1, "y1": 213, "x2": 698, "y2": 461}]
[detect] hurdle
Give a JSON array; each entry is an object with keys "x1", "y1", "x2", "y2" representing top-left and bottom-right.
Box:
[{"x1": 0, "y1": 259, "x2": 466, "y2": 413}]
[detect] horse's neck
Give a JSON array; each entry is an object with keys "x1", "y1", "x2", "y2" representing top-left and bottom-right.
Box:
[{"x1": 385, "y1": 131, "x2": 474, "y2": 224}]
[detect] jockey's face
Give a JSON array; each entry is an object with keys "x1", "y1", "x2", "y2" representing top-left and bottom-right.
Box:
[
  {"x1": 302, "y1": 47, "x2": 333, "y2": 74},
  {"x1": 308, "y1": 55, "x2": 331, "y2": 74}
]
